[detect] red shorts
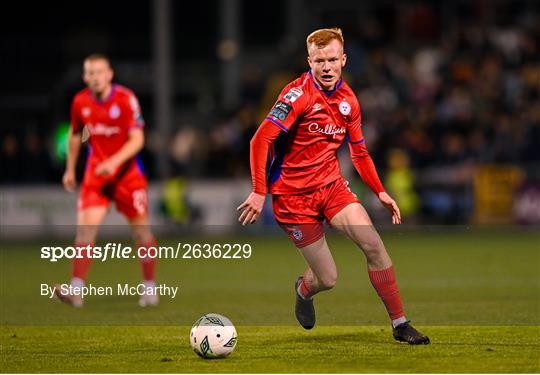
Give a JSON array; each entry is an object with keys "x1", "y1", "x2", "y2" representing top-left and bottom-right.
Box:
[
  {"x1": 272, "y1": 176, "x2": 359, "y2": 247},
  {"x1": 78, "y1": 162, "x2": 148, "y2": 218}
]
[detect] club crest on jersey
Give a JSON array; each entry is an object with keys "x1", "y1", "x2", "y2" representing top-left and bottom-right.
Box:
[
  {"x1": 109, "y1": 104, "x2": 121, "y2": 119},
  {"x1": 339, "y1": 100, "x2": 351, "y2": 116},
  {"x1": 81, "y1": 107, "x2": 91, "y2": 117},
  {"x1": 283, "y1": 87, "x2": 303, "y2": 103}
]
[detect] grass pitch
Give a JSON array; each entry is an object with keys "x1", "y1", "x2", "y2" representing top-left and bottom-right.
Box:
[
  {"x1": 1, "y1": 228, "x2": 539, "y2": 372},
  {"x1": 2, "y1": 326, "x2": 539, "y2": 373}
]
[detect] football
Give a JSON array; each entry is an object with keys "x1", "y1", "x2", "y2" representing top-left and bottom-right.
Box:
[{"x1": 190, "y1": 313, "x2": 237, "y2": 359}]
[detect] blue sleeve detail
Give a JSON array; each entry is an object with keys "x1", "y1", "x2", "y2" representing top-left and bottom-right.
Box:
[
  {"x1": 265, "y1": 117, "x2": 289, "y2": 133},
  {"x1": 268, "y1": 131, "x2": 288, "y2": 184},
  {"x1": 349, "y1": 138, "x2": 365, "y2": 144},
  {"x1": 136, "y1": 154, "x2": 146, "y2": 176}
]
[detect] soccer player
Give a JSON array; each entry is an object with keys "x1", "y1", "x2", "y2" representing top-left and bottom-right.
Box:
[
  {"x1": 55, "y1": 54, "x2": 158, "y2": 307},
  {"x1": 238, "y1": 29, "x2": 429, "y2": 344}
]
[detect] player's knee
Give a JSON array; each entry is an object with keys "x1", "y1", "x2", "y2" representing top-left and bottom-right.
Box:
[
  {"x1": 358, "y1": 235, "x2": 385, "y2": 258},
  {"x1": 75, "y1": 232, "x2": 97, "y2": 245}
]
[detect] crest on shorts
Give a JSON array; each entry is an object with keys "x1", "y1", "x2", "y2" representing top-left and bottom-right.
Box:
[
  {"x1": 339, "y1": 100, "x2": 351, "y2": 116},
  {"x1": 291, "y1": 228, "x2": 304, "y2": 241}
]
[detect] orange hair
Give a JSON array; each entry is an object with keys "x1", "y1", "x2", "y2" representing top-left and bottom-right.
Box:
[{"x1": 306, "y1": 28, "x2": 344, "y2": 50}]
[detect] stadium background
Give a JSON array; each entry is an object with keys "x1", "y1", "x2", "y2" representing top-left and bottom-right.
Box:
[
  {"x1": 1, "y1": 1, "x2": 539, "y2": 372},
  {"x1": 2, "y1": 0, "x2": 539, "y2": 229}
]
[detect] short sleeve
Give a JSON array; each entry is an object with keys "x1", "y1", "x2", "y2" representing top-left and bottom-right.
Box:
[
  {"x1": 126, "y1": 93, "x2": 145, "y2": 129},
  {"x1": 265, "y1": 85, "x2": 309, "y2": 132}
]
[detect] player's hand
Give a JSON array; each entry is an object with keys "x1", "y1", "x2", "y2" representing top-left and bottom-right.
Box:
[
  {"x1": 95, "y1": 158, "x2": 119, "y2": 177},
  {"x1": 237, "y1": 192, "x2": 266, "y2": 226},
  {"x1": 62, "y1": 170, "x2": 77, "y2": 192},
  {"x1": 378, "y1": 192, "x2": 401, "y2": 224}
]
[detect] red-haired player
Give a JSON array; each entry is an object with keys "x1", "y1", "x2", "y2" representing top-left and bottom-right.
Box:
[
  {"x1": 55, "y1": 54, "x2": 158, "y2": 307},
  {"x1": 238, "y1": 29, "x2": 429, "y2": 344}
]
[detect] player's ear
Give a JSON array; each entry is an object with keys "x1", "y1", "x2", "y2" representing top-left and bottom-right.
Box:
[{"x1": 342, "y1": 53, "x2": 347, "y2": 68}]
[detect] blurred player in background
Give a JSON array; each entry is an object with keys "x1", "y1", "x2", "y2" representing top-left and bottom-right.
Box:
[
  {"x1": 55, "y1": 54, "x2": 158, "y2": 307},
  {"x1": 238, "y1": 28, "x2": 429, "y2": 344}
]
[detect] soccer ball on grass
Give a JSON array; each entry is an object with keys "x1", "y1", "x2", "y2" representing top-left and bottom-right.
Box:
[{"x1": 190, "y1": 313, "x2": 237, "y2": 359}]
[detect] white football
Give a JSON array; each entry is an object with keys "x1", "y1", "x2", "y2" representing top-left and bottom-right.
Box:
[{"x1": 190, "y1": 313, "x2": 237, "y2": 359}]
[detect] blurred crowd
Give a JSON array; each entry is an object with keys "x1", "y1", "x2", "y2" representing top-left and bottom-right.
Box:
[
  {"x1": 2, "y1": 3, "x2": 539, "y2": 191},
  {"x1": 168, "y1": 5, "x2": 539, "y2": 182},
  {"x1": 164, "y1": 3, "x2": 539, "y2": 223}
]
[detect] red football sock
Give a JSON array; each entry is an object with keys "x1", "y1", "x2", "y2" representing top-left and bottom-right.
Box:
[
  {"x1": 298, "y1": 278, "x2": 313, "y2": 299},
  {"x1": 71, "y1": 243, "x2": 94, "y2": 282},
  {"x1": 138, "y1": 237, "x2": 157, "y2": 281},
  {"x1": 368, "y1": 266, "x2": 405, "y2": 320}
]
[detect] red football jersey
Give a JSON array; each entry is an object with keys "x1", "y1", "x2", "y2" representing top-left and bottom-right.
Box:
[
  {"x1": 70, "y1": 84, "x2": 144, "y2": 169},
  {"x1": 264, "y1": 71, "x2": 365, "y2": 194}
]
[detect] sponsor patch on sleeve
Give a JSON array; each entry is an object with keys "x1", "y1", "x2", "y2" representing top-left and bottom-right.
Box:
[
  {"x1": 269, "y1": 101, "x2": 292, "y2": 121},
  {"x1": 283, "y1": 87, "x2": 303, "y2": 103}
]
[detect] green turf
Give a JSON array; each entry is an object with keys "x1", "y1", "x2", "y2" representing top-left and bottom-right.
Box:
[
  {"x1": 2, "y1": 326, "x2": 539, "y2": 373},
  {"x1": 1, "y1": 229, "x2": 539, "y2": 372}
]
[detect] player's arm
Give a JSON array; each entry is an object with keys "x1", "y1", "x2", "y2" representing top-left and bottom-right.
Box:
[
  {"x1": 237, "y1": 122, "x2": 282, "y2": 225},
  {"x1": 63, "y1": 98, "x2": 84, "y2": 192},
  {"x1": 348, "y1": 105, "x2": 401, "y2": 224},
  {"x1": 238, "y1": 85, "x2": 308, "y2": 225},
  {"x1": 63, "y1": 129, "x2": 82, "y2": 192},
  {"x1": 349, "y1": 141, "x2": 401, "y2": 224},
  {"x1": 95, "y1": 128, "x2": 144, "y2": 176}
]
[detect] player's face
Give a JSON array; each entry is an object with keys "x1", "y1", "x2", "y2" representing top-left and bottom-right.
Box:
[
  {"x1": 83, "y1": 59, "x2": 114, "y2": 97},
  {"x1": 307, "y1": 39, "x2": 347, "y2": 91}
]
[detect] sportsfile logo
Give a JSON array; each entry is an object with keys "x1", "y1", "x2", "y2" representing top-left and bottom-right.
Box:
[{"x1": 308, "y1": 123, "x2": 346, "y2": 138}]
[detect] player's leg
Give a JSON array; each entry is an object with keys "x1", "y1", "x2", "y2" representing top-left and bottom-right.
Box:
[
  {"x1": 273, "y1": 192, "x2": 338, "y2": 329},
  {"x1": 281, "y1": 227, "x2": 336, "y2": 330},
  {"x1": 114, "y1": 169, "x2": 158, "y2": 307},
  {"x1": 75, "y1": 206, "x2": 109, "y2": 244},
  {"x1": 294, "y1": 234, "x2": 337, "y2": 329},
  {"x1": 127, "y1": 213, "x2": 159, "y2": 307},
  {"x1": 296, "y1": 234, "x2": 337, "y2": 297},
  {"x1": 330, "y1": 203, "x2": 391, "y2": 269},
  {"x1": 55, "y1": 205, "x2": 108, "y2": 307},
  {"x1": 279, "y1": 221, "x2": 338, "y2": 329},
  {"x1": 330, "y1": 202, "x2": 429, "y2": 344}
]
